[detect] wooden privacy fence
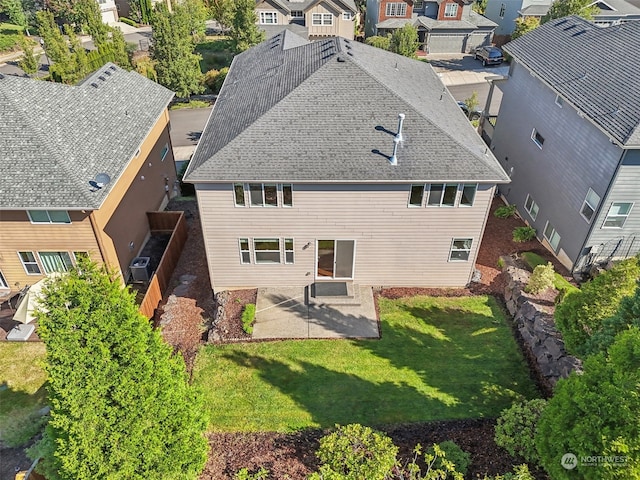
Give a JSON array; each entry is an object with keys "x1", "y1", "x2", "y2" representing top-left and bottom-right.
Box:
[{"x1": 138, "y1": 211, "x2": 188, "y2": 319}]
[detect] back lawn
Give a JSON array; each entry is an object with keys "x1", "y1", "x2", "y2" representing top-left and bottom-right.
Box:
[{"x1": 193, "y1": 295, "x2": 539, "y2": 432}]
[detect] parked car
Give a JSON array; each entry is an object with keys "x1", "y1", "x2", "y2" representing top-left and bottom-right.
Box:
[
  {"x1": 474, "y1": 46, "x2": 504, "y2": 66},
  {"x1": 457, "y1": 101, "x2": 483, "y2": 120}
]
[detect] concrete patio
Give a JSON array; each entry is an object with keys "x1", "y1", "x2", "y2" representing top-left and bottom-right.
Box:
[{"x1": 252, "y1": 284, "x2": 379, "y2": 339}]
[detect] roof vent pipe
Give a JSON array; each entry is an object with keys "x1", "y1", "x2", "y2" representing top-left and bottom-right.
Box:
[{"x1": 389, "y1": 113, "x2": 405, "y2": 166}]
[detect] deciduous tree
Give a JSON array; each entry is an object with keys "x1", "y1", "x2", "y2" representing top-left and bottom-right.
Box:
[
  {"x1": 511, "y1": 16, "x2": 539, "y2": 40},
  {"x1": 18, "y1": 36, "x2": 39, "y2": 74},
  {"x1": 542, "y1": 0, "x2": 599, "y2": 23},
  {"x1": 35, "y1": 10, "x2": 71, "y2": 64},
  {"x1": 28, "y1": 261, "x2": 208, "y2": 480},
  {"x1": 228, "y1": 0, "x2": 264, "y2": 53},
  {"x1": 206, "y1": 0, "x2": 233, "y2": 29},
  {"x1": 389, "y1": 23, "x2": 419, "y2": 59},
  {"x1": 0, "y1": 0, "x2": 27, "y2": 26}
]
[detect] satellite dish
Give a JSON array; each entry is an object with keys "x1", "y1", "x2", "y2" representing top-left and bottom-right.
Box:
[{"x1": 95, "y1": 173, "x2": 111, "y2": 188}]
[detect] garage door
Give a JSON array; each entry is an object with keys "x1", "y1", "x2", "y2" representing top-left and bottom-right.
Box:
[
  {"x1": 427, "y1": 34, "x2": 465, "y2": 54},
  {"x1": 466, "y1": 33, "x2": 491, "y2": 52}
]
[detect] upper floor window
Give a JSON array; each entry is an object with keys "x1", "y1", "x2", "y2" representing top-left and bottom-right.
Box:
[
  {"x1": 524, "y1": 194, "x2": 539, "y2": 220},
  {"x1": 259, "y1": 11, "x2": 278, "y2": 24},
  {"x1": 282, "y1": 184, "x2": 293, "y2": 207},
  {"x1": 28, "y1": 210, "x2": 71, "y2": 224},
  {"x1": 250, "y1": 183, "x2": 278, "y2": 207},
  {"x1": 234, "y1": 183, "x2": 246, "y2": 207},
  {"x1": 580, "y1": 188, "x2": 600, "y2": 223},
  {"x1": 414, "y1": 0, "x2": 424, "y2": 8},
  {"x1": 235, "y1": 183, "x2": 292, "y2": 207},
  {"x1": 460, "y1": 184, "x2": 477, "y2": 207},
  {"x1": 555, "y1": 95, "x2": 564, "y2": 108},
  {"x1": 291, "y1": 10, "x2": 304, "y2": 17},
  {"x1": 409, "y1": 184, "x2": 425, "y2": 207},
  {"x1": 427, "y1": 184, "x2": 457, "y2": 207},
  {"x1": 312, "y1": 13, "x2": 333, "y2": 25},
  {"x1": 342, "y1": 11, "x2": 353, "y2": 20},
  {"x1": 444, "y1": 2, "x2": 458, "y2": 17},
  {"x1": 603, "y1": 202, "x2": 633, "y2": 228},
  {"x1": 409, "y1": 183, "x2": 476, "y2": 207},
  {"x1": 386, "y1": 2, "x2": 408, "y2": 16},
  {"x1": 499, "y1": 3, "x2": 506, "y2": 16},
  {"x1": 531, "y1": 128, "x2": 545, "y2": 149}
]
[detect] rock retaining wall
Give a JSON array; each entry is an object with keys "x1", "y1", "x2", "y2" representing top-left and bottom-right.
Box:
[{"x1": 501, "y1": 258, "x2": 582, "y2": 393}]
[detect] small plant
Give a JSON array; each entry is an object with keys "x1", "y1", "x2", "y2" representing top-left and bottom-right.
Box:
[
  {"x1": 242, "y1": 303, "x2": 256, "y2": 335},
  {"x1": 427, "y1": 440, "x2": 470, "y2": 476},
  {"x1": 525, "y1": 262, "x2": 555, "y2": 294},
  {"x1": 482, "y1": 464, "x2": 535, "y2": 480},
  {"x1": 235, "y1": 467, "x2": 269, "y2": 480},
  {"x1": 494, "y1": 204, "x2": 517, "y2": 218},
  {"x1": 497, "y1": 257, "x2": 505, "y2": 269},
  {"x1": 494, "y1": 399, "x2": 547, "y2": 464},
  {"x1": 512, "y1": 226, "x2": 536, "y2": 243},
  {"x1": 119, "y1": 17, "x2": 139, "y2": 27},
  {"x1": 310, "y1": 424, "x2": 398, "y2": 480}
]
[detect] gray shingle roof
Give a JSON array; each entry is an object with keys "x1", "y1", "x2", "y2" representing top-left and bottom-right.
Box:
[
  {"x1": 518, "y1": 4, "x2": 550, "y2": 16},
  {"x1": 261, "y1": 0, "x2": 358, "y2": 12},
  {"x1": 0, "y1": 64, "x2": 174, "y2": 210},
  {"x1": 504, "y1": 16, "x2": 640, "y2": 146},
  {"x1": 185, "y1": 31, "x2": 508, "y2": 184}
]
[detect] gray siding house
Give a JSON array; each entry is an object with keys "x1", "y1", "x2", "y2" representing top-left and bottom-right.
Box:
[
  {"x1": 482, "y1": 17, "x2": 640, "y2": 274},
  {"x1": 184, "y1": 31, "x2": 509, "y2": 292}
]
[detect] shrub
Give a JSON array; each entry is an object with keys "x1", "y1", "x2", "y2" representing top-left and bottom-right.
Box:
[
  {"x1": 427, "y1": 441, "x2": 470, "y2": 476},
  {"x1": 119, "y1": 17, "x2": 139, "y2": 27},
  {"x1": 525, "y1": 262, "x2": 555, "y2": 294},
  {"x1": 494, "y1": 204, "x2": 517, "y2": 218},
  {"x1": 235, "y1": 467, "x2": 269, "y2": 480},
  {"x1": 521, "y1": 251, "x2": 579, "y2": 293},
  {"x1": 203, "y1": 68, "x2": 220, "y2": 91},
  {"x1": 482, "y1": 464, "x2": 535, "y2": 480},
  {"x1": 494, "y1": 399, "x2": 547, "y2": 464},
  {"x1": 310, "y1": 424, "x2": 398, "y2": 480},
  {"x1": 555, "y1": 256, "x2": 640, "y2": 356},
  {"x1": 242, "y1": 303, "x2": 256, "y2": 335},
  {"x1": 211, "y1": 66, "x2": 229, "y2": 93},
  {"x1": 365, "y1": 35, "x2": 391, "y2": 50},
  {"x1": 512, "y1": 226, "x2": 536, "y2": 243}
]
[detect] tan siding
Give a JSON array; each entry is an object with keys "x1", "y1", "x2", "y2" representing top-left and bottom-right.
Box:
[
  {"x1": 195, "y1": 183, "x2": 494, "y2": 290},
  {"x1": 0, "y1": 210, "x2": 100, "y2": 289}
]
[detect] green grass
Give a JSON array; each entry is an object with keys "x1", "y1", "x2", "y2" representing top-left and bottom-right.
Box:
[
  {"x1": 169, "y1": 100, "x2": 211, "y2": 110},
  {"x1": 0, "y1": 23, "x2": 25, "y2": 53},
  {"x1": 193, "y1": 295, "x2": 539, "y2": 432},
  {"x1": 196, "y1": 37, "x2": 235, "y2": 73},
  {"x1": 0, "y1": 343, "x2": 48, "y2": 446},
  {"x1": 521, "y1": 252, "x2": 579, "y2": 293}
]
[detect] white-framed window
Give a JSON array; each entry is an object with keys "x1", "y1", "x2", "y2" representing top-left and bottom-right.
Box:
[
  {"x1": 259, "y1": 11, "x2": 278, "y2": 24},
  {"x1": 444, "y1": 2, "x2": 458, "y2": 17},
  {"x1": 234, "y1": 183, "x2": 246, "y2": 207},
  {"x1": 524, "y1": 194, "x2": 539, "y2": 220},
  {"x1": 27, "y1": 210, "x2": 71, "y2": 224},
  {"x1": 414, "y1": 0, "x2": 424, "y2": 8},
  {"x1": 408, "y1": 184, "x2": 425, "y2": 207},
  {"x1": 580, "y1": 188, "x2": 601, "y2": 223},
  {"x1": 249, "y1": 183, "x2": 278, "y2": 207},
  {"x1": 427, "y1": 184, "x2": 457, "y2": 207},
  {"x1": 254, "y1": 238, "x2": 281, "y2": 264},
  {"x1": 543, "y1": 222, "x2": 561, "y2": 251},
  {"x1": 460, "y1": 184, "x2": 477, "y2": 207},
  {"x1": 603, "y1": 202, "x2": 633, "y2": 228},
  {"x1": 323, "y1": 13, "x2": 333, "y2": 24},
  {"x1": 160, "y1": 143, "x2": 169, "y2": 161},
  {"x1": 342, "y1": 11, "x2": 352, "y2": 20},
  {"x1": 499, "y1": 3, "x2": 506, "y2": 16},
  {"x1": 0, "y1": 269, "x2": 8, "y2": 289},
  {"x1": 38, "y1": 252, "x2": 74, "y2": 274},
  {"x1": 282, "y1": 184, "x2": 293, "y2": 207},
  {"x1": 531, "y1": 128, "x2": 545, "y2": 149},
  {"x1": 291, "y1": 10, "x2": 304, "y2": 17},
  {"x1": 449, "y1": 238, "x2": 473, "y2": 261},
  {"x1": 285, "y1": 238, "x2": 294, "y2": 264},
  {"x1": 239, "y1": 238, "x2": 251, "y2": 264},
  {"x1": 18, "y1": 251, "x2": 41, "y2": 275},
  {"x1": 385, "y1": 2, "x2": 407, "y2": 16},
  {"x1": 312, "y1": 13, "x2": 333, "y2": 25},
  {"x1": 555, "y1": 95, "x2": 564, "y2": 108}
]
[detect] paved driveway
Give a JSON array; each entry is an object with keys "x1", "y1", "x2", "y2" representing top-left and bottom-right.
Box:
[
  {"x1": 252, "y1": 285, "x2": 379, "y2": 339},
  {"x1": 428, "y1": 54, "x2": 510, "y2": 86}
]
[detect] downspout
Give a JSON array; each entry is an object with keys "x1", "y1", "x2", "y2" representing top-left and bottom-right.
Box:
[{"x1": 88, "y1": 212, "x2": 107, "y2": 265}]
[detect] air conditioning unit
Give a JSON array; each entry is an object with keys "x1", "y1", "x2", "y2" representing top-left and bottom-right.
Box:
[{"x1": 130, "y1": 257, "x2": 151, "y2": 282}]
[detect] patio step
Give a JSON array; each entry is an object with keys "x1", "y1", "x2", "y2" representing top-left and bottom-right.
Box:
[{"x1": 309, "y1": 282, "x2": 361, "y2": 306}]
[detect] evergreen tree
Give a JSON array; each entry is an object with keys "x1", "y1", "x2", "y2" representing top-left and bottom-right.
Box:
[
  {"x1": 108, "y1": 25, "x2": 132, "y2": 69},
  {"x1": 64, "y1": 25, "x2": 89, "y2": 83},
  {"x1": 389, "y1": 23, "x2": 419, "y2": 59},
  {"x1": 151, "y1": 2, "x2": 204, "y2": 97},
  {"x1": 229, "y1": 0, "x2": 264, "y2": 53},
  {"x1": 29, "y1": 261, "x2": 208, "y2": 480},
  {"x1": 35, "y1": 10, "x2": 71, "y2": 64},
  {"x1": 542, "y1": 0, "x2": 599, "y2": 23},
  {"x1": 0, "y1": 0, "x2": 27, "y2": 26},
  {"x1": 44, "y1": 0, "x2": 84, "y2": 26},
  {"x1": 77, "y1": 0, "x2": 109, "y2": 47},
  {"x1": 18, "y1": 36, "x2": 39, "y2": 74}
]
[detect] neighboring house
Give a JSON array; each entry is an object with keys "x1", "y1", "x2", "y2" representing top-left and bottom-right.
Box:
[
  {"x1": 486, "y1": 0, "x2": 640, "y2": 38},
  {"x1": 97, "y1": 0, "x2": 119, "y2": 24},
  {"x1": 255, "y1": 0, "x2": 359, "y2": 40},
  {"x1": 0, "y1": 64, "x2": 176, "y2": 293},
  {"x1": 481, "y1": 17, "x2": 640, "y2": 274},
  {"x1": 184, "y1": 31, "x2": 510, "y2": 292},
  {"x1": 365, "y1": 0, "x2": 497, "y2": 53}
]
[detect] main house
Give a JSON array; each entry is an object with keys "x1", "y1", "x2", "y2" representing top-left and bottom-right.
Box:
[
  {"x1": 255, "y1": 0, "x2": 359, "y2": 40},
  {"x1": 184, "y1": 31, "x2": 509, "y2": 292},
  {"x1": 0, "y1": 64, "x2": 176, "y2": 294},
  {"x1": 484, "y1": 0, "x2": 640, "y2": 39},
  {"x1": 365, "y1": 0, "x2": 497, "y2": 53},
  {"x1": 481, "y1": 17, "x2": 640, "y2": 274}
]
